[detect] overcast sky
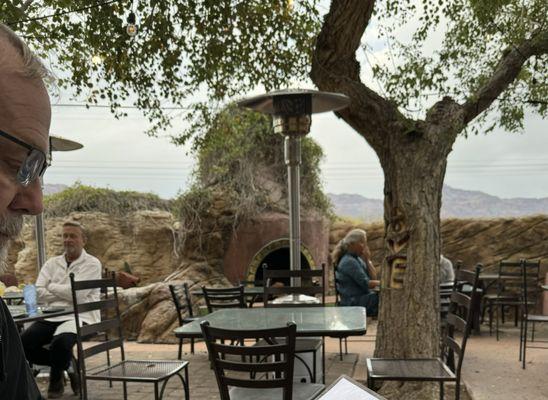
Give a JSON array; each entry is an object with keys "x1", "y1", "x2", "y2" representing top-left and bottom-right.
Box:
[
  {"x1": 45, "y1": 104, "x2": 547, "y2": 200},
  {"x1": 43, "y1": 3, "x2": 548, "y2": 200}
]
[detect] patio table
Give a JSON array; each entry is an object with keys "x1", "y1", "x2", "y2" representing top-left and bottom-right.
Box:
[
  {"x1": 8, "y1": 304, "x2": 74, "y2": 325},
  {"x1": 175, "y1": 306, "x2": 367, "y2": 384},
  {"x1": 174, "y1": 306, "x2": 367, "y2": 339}
]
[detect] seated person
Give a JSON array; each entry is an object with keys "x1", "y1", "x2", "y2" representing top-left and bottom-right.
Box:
[
  {"x1": 333, "y1": 229, "x2": 380, "y2": 316},
  {"x1": 440, "y1": 254, "x2": 455, "y2": 284},
  {"x1": 21, "y1": 221, "x2": 101, "y2": 398}
]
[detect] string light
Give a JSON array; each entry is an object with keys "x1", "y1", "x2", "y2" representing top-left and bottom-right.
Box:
[{"x1": 126, "y1": 11, "x2": 138, "y2": 37}]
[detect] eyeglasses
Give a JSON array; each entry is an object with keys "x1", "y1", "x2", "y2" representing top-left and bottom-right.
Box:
[{"x1": 0, "y1": 129, "x2": 47, "y2": 186}]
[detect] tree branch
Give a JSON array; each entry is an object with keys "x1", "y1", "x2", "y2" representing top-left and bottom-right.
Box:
[
  {"x1": 19, "y1": 0, "x2": 34, "y2": 13},
  {"x1": 462, "y1": 29, "x2": 548, "y2": 124},
  {"x1": 310, "y1": 0, "x2": 410, "y2": 152}
]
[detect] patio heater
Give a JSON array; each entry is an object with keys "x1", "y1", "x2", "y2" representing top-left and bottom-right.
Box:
[
  {"x1": 238, "y1": 89, "x2": 349, "y2": 285},
  {"x1": 35, "y1": 136, "x2": 83, "y2": 273}
]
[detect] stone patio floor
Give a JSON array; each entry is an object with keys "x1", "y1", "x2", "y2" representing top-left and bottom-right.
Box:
[{"x1": 35, "y1": 320, "x2": 547, "y2": 399}]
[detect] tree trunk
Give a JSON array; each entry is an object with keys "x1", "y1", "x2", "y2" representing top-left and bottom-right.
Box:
[{"x1": 373, "y1": 129, "x2": 450, "y2": 398}]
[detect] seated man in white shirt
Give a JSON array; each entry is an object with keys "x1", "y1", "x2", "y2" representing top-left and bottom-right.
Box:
[{"x1": 21, "y1": 221, "x2": 101, "y2": 398}]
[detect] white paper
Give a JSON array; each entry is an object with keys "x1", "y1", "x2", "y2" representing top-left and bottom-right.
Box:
[{"x1": 317, "y1": 377, "x2": 380, "y2": 400}]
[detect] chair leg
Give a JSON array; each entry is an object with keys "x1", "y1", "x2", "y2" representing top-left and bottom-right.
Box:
[
  {"x1": 514, "y1": 305, "x2": 518, "y2": 327},
  {"x1": 488, "y1": 301, "x2": 493, "y2": 335},
  {"x1": 496, "y1": 304, "x2": 500, "y2": 341},
  {"x1": 184, "y1": 366, "x2": 190, "y2": 400},
  {"x1": 344, "y1": 337, "x2": 348, "y2": 354},
  {"x1": 456, "y1": 380, "x2": 460, "y2": 400},
  {"x1": 531, "y1": 322, "x2": 535, "y2": 342},
  {"x1": 519, "y1": 313, "x2": 524, "y2": 362},
  {"x1": 522, "y1": 320, "x2": 528, "y2": 369},
  {"x1": 313, "y1": 347, "x2": 317, "y2": 383},
  {"x1": 339, "y1": 338, "x2": 343, "y2": 361},
  {"x1": 322, "y1": 337, "x2": 326, "y2": 384},
  {"x1": 154, "y1": 382, "x2": 159, "y2": 400},
  {"x1": 439, "y1": 381, "x2": 444, "y2": 400},
  {"x1": 123, "y1": 381, "x2": 128, "y2": 400},
  {"x1": 178, "y1": 338, "x2": 183, "y2": 360}
]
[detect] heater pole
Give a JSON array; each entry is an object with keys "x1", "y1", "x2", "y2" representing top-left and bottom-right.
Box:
[{"x1": 285, "y1": 136, "x2": 302, "y2": 286}]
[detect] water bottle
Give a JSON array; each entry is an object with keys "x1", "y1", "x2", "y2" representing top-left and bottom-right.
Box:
[{"x1": 23, "y1": 284, "x2": 38, "y2": 316}]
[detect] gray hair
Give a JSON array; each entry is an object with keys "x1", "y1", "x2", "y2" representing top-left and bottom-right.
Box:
[
  {"x1": 63, "y1": 221, "x2": 87, "y2": 239},
  {"x1": 331, "y1": 228, "x2": 367, "y2": 267},
  {"x1": 0, "y1": 22, "x2": 52, "y2": 80}
]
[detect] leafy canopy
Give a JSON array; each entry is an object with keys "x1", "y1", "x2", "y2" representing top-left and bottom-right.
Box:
[
  {"x1": 2, "y1": 0, "x2": 320, "y2": 137},
  {"x1": 3, "y1": 0, "x2": 544, "y2": 140},
  {"x1": 370, "y1": 0, "x2": 546, "y2": 133}
]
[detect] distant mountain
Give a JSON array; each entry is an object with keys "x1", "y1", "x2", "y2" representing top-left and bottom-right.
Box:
[
  {"x1": 329, "y1": 186, "x2": 548, "y2": 220},
  {"x1": 43, "y1": 183, "x2": 68, "y2": 196}
]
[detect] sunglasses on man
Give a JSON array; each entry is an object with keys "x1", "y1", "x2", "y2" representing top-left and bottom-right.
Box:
[{"x1": 0, "y1": 129, "x2": 48, "y2": 186}]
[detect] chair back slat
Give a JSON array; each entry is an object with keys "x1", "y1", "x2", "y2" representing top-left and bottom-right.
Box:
[
  {"x1": 71, "y1": 278, "x2": 113, "y2": 291},
  {"x1": 446, "y1": 312, "x2": 467, "y2": 333},
  {"x1": 203, "y1": 285, "x2": 246, "y2": 313},
  {"x1": 82, "y1": 338, "x2": 124, "y2": 359},
  {"x1": 443, "y1": 336, "x2": 462, "y2": 359},
  {"x1": 263, "y1": 264, "x2": 325, "y2": 308},
  {"x1": 75, "y1": 298, "x2": 117, "y2": 314},
  {"x1": 80, "y1": 318, "x2": 119, "y2": 339},
  {"x1": 201, "y1": 321, "x2": 297, "y2": 400}
]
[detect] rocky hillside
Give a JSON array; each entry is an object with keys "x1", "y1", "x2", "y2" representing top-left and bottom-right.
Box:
[{"x1": 329, "y1": 185, "x2": 548, "y2": 220}]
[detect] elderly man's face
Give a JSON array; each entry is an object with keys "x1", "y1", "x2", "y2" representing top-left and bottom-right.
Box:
[
  {"x1": 0, "y1": 64, "x2": 51, "y2": 251},
  {"x1": 62, "y1": 225, "x2": 85, "y2": 261}
]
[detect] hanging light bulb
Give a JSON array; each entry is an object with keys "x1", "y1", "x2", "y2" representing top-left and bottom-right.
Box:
[{"x1": 126, "y1": 11, "x2": 138, "y2": 37}]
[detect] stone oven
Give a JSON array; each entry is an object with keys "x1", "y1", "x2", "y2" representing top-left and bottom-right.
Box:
[{"x1": 222, "y1": 211, "x2": 330, "y2": 284}]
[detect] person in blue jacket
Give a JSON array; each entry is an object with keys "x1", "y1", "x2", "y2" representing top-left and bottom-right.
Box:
[{"x1": 333, "y1": 229, "x2": 380, "y2": 316}]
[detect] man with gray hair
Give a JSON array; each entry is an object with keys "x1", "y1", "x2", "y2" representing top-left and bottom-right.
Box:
[{"x1": 0, "y1": 22, "x2": 52, "y2": 399}]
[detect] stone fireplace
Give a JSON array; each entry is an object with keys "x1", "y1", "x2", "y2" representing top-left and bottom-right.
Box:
[{"x1": 222, "y1": 211, "x2": 329, "y2": 284}]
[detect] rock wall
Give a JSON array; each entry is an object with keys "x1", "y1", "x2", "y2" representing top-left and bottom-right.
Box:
[
  {"x1": 328, "y1": 215, "x2": 548, "y2": 291},
  {"x1": 7, "y1": 211, "x2": 548, "y2": 343},
  {"x1": 11, "y1": 211, "x2": 178, "y2": 285}
]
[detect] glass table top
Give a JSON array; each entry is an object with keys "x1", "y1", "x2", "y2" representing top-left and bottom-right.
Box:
[{"x1": 174, "y1": 306, "x2": 367, "y2": 338}]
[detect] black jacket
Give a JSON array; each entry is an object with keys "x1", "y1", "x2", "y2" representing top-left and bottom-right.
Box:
[{"x1": 0, "y1": 297, "x2": 42, "y2": 399}]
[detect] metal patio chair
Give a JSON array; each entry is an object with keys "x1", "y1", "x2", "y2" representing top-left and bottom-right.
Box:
[
  {"x1": 262, "y1": 264, "x2": 325, "y2": 383},
  {"x1": 519, "y1": 259, "x2": 547, "y2": 369},
  {"x1": 69, "y1": 273, "x2": 190, "y2": 400},
  {"x1": 201, "y1": 320, "x2": 324, "y2": 400},
  {"x1": 202, "y1": 285, "x2": 246, "y2": 313},
  {"x1": 169, "y1": 282, "x2": 199, "y2": 357},
  {"x1": 366, "y1": 264, "x2": 482, "y2": 400}
]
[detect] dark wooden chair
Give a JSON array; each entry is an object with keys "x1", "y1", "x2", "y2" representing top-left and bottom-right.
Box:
[
  {"x1": 69, "y1": 273, "x2": 190, "y2": 400},
  {"x1": 202, "y1": 285, "x2": 246, "y2": 313},
  {"x1": 169, "y1": 282, "x2": 199, "y2": 357},
  {"x1": 481, "y1": 260, "x2": 523, "y2": 339},
  {"x1": 519, "y1": 259, "x2": 547, "y2": 369},
  {"x1": 200, "y1": 320, "x2": 324, "y2": 400},
  {"x1": 333, "y1": 264, "x2": 348, "y2": 360},
  {"x1": 366, "y1": 264, "x2": 482, "y2": 400},
  {"x1": 262, "y1": 264, "x2": 325, "y2": 383}
]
